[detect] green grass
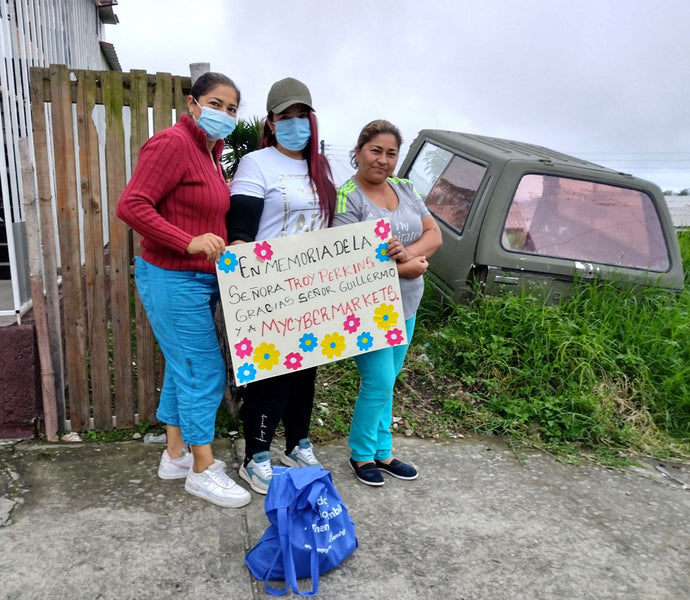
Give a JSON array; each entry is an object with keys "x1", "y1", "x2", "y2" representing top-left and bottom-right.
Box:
[
  {"x1": 310, "y1": 359, "x2": 362, "y2": 442},
  {"x1": 420, "y1": 288, "x2": 688, "y2": 440},
  {"x1": 313, "y1": 231, "x2": 690, "y2": 463}
]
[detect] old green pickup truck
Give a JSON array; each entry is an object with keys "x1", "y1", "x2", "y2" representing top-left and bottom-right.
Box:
[{"x1": 398, "y1": 130, "x2": 684, "y2": 303}]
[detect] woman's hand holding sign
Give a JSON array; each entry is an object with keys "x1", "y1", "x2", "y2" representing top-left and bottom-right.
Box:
[
  {"x1": 386, "y1": 236, "x2": 408, "y2": 262},
  {"x1": 187, "y1": 232, "x2": 226, "y2": 263}
]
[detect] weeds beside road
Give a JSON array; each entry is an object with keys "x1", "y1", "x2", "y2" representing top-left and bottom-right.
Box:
[{"x1": 310, "y1": 232, "x2": 690, "y2": 465}]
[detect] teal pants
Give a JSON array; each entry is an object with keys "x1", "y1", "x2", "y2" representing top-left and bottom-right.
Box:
[{"x1": 349, "y1": 315, "x2": 416, "y2": 462}]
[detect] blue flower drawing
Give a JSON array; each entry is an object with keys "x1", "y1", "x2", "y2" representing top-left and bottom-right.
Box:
[
  {"x1": 218, "y1": 250, "x2": 238, "y2": 273},
  {"x1": 299, "y1": 333, "x2": 318, "y2": 353},
  {"x1": 236, "y1": 362, "x2": 257, "y2": 384},
  {"x1": 374, "y1": 243, "x2": 390, "y2": 262},
  {"x1": 356, "y1": 331, "x2": 374, "y2": 351}
]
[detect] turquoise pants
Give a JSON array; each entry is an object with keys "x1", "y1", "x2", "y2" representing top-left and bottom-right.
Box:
[
  {"x1": 134, "y1": 257, "x2": 225, "y2": 446},
  {"x1": 349, "y1": 315, "x2": 416, "y2": 462}
]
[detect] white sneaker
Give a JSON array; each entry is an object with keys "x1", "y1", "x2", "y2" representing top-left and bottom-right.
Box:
[
  {"x1": 185, "y1": 461, "x2": 251, "y2": 507},
  {"x1": 239, "y1": 451, "x2": 273, "y2": 495},
  {"x1": 157, "y1": 449, "x2": 226, "y2": 480},
  {"x1": 280, "y1": 439, "x2": 322, "y2": 468},
  {"x1": 157, "y1": 449, "x2": 194, "y2": 480}
]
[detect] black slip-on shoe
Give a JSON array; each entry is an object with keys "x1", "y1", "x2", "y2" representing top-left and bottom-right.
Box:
[
  {"x1": 348, "y1": 458, "x2": 384, "y2": 486},
  {"x1": 375, "y1": 458, "x2": 418, "y2": 480}
]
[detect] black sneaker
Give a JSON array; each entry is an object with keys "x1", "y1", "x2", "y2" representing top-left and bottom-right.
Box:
[
  {"x1": 348, "y1": 458, "x2": 384, "y2": 486},
  {"x1": 375, "y1": 458, "x2": 418, "y2": 480}
]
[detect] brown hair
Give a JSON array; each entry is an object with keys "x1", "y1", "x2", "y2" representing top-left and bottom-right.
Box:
[
  {"x1": 190, "y1": 72, "x2": 241, "y2": 105},
  {"x1": 350, "y1": 119, "x2": 403, "y2": 168}
]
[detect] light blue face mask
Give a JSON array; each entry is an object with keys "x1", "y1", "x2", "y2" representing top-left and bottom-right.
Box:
[
  {"x1": 274, "y1": 117, "x2": 311, "y2": 151},
  {"x1": 194, "y1": 99, "x2": 236, "y2": 141}
]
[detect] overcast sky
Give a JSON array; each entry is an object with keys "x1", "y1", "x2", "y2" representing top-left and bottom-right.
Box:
[{"x1": 106, "y1": 0, "x2": 690, "y2": 191}]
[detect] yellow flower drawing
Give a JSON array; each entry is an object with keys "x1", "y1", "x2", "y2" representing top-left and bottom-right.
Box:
[
  {"x1": 320, "y1": 332, "x2": 347, "y2": 359},
  {"x1": 373, "y1": 303, "x2": 399, "y2": 331},
  {"x1": 253, "y1": 342, "x2": 280, "y2": 370}
]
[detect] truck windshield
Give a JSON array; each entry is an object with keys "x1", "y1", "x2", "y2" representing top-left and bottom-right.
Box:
[{"x1": 502, "y1": 174, "x2": 670, "y2": 271}]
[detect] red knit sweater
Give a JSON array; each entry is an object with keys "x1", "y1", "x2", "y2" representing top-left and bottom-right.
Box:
[{"x1": 116, "y1": 114, "x2": 229, "y2": 274}]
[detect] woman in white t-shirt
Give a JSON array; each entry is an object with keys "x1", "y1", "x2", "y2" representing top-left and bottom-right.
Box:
[{"x1": 228, "y1": 77, "x2": 336, "y2": 495}]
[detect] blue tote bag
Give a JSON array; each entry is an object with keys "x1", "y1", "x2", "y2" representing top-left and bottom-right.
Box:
[{"x1": 245, "y1": 466, "x2": 358, "y2": 596}]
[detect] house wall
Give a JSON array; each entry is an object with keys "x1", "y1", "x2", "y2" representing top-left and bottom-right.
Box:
[
  {"x1": 0, "y1": 0, "x2": 118, "y2": 438},
  {"x1": 1, "y1": 0, "x2": 113, "y2": 317}
]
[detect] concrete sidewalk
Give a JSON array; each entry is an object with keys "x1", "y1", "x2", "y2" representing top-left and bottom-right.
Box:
[{"x1": 1, "y1": 436, "x2": 688, "y2": 599}]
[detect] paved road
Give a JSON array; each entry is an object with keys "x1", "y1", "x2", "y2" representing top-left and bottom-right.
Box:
[{"x1": 1, "y1": 436, "x2": 688, "y2": 599}]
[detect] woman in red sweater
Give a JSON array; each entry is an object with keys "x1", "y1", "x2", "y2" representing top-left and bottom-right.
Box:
[{"x1": 117, "y1": 72, "x2": 250, "y2": 508}]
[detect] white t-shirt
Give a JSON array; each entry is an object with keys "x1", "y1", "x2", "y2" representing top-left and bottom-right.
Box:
[{"x1": 230, "y1": 146, "x2": 326, "y2": 240}]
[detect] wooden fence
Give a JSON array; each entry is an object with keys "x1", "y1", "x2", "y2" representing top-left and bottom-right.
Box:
[{"x1": 28, "y1": 65, "x2": 192, "y2": 436}]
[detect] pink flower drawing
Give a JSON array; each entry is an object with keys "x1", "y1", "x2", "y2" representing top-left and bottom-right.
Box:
[
  {"x1": 254, "y1": 241, "x2": 273, "y2": 261},
  {"x1": 385, "y1": 328, "x2": 404, "y2": 346},
  {"x1": 343, "y1": 314, "x2": 361, "y2": 334},
  {"x1": 284, "y1": 352, "x2": 303, "y2": 371},
  {"x1": 374, "y1": 219, "x2": 390, "y2": 240},
  {"x1": 234, "y1": 337, "x2": 253, "y2": 359}
]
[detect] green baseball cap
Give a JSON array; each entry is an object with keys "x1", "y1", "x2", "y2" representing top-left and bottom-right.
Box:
[{"x1": 266, "y1": 77, "x2": 313, "y2": 114}]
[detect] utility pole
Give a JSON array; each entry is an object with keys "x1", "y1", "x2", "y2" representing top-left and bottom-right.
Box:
[
  {"x1": 320, "y1": 140, "x2": 325, "y2": 156},
  {"x1": 189, "y1": 62, "x2": 210, "y2": 84}
]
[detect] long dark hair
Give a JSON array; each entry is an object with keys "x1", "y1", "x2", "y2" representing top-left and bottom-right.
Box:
[{"x1": 262, "y1": 110, "x2": 336, "y2": 225}]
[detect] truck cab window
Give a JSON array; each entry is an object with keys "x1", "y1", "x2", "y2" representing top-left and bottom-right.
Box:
[{"x1": 408, "y1": 143, "x2": 486, "y2": 234}]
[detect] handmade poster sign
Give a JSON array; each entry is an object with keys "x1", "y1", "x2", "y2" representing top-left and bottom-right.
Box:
[{"x1": 216, "y1": 219, "x2": 405, "y2": 383}]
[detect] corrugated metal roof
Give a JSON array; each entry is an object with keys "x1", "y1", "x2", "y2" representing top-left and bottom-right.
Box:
[
  {"x1": 95, "y1": 1, "x2": 119, "y2": 25},
  {"x1": 99, "y1": 41, "x2": 121, "y2": 71}
]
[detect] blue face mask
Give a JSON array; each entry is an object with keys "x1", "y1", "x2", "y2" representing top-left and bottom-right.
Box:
[
  {"x1": 194, "y1": 99, "x2": 236, "y2": 141},
  {"x1": 274, "y1": 117, "x2": 311, "y2": 151}
]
